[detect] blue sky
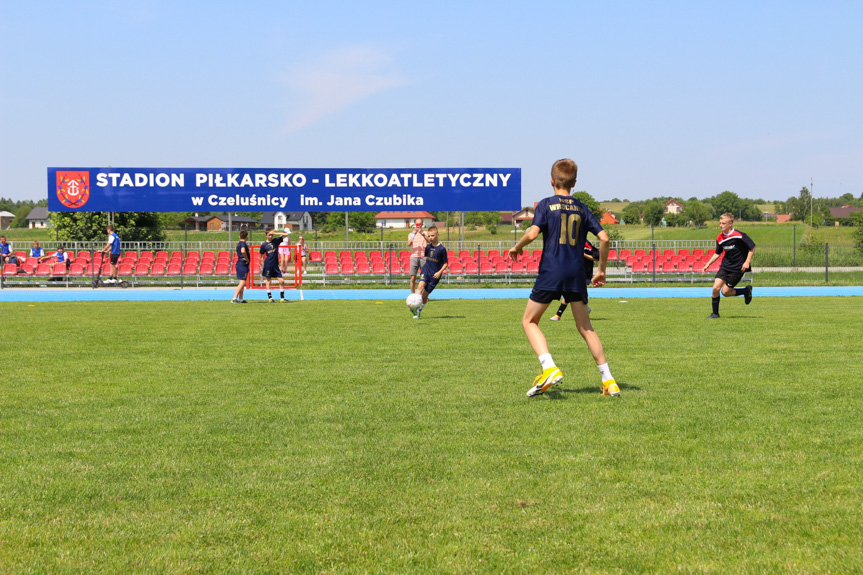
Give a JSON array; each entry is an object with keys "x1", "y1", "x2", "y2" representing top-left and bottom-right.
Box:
[{"x1": 1, "y1": 1, "x2": 861, "y2": 207}]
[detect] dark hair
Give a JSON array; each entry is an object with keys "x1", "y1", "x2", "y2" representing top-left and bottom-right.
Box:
[{"x1": 239, "y1": 230, "x2": 248, "y2": 239}]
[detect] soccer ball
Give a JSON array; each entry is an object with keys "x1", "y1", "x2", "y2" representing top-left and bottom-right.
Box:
[{"x1": 406, "y1": 293, "x2": 423, "y2": 311}]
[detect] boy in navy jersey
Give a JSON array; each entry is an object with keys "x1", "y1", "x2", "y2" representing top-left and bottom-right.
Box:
[
  {"x1": 509, "y1": 159, "x2": 619, "y2": 397},
  {"x1": 232, "y1": 230, "x2": 250, "y2": 304},
  {"x1": 260, "y1": 228, "x2": 289, "y2": 302},
  {"x1": 412, "y1": 226, "x2": 448, "y2": 319},
  {"x1": 550, "y1": 239, "x2": 598, "y2": 320},
  {"x1": 701, "y1": 213, "x2": 755, "y2": 318}
]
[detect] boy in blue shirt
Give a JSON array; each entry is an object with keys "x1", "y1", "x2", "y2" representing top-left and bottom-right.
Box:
[
  {"x1": 412, "y1": 226, "x2": 448, "y2": 319},
  {"x1": 509, "y1": 159, "x2": 619, "y2": 398},
  {"x1": 232, "y1": 230, "x2": 250, "y2": 304},
  {"x1": 0, "y1": 236, "x2": 11, "y2": 265},
  {"x1": 259, "y1": 228, "x2": 289, "y2": 302}
]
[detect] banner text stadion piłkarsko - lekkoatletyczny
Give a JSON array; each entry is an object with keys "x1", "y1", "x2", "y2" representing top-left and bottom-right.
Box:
[{"x1": 48, "y1": 168, "x2": 521, "y2": 212}]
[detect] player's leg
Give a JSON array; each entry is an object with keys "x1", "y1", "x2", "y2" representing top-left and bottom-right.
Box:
[
  {"x1": 265, "y1": 275, "x2": 274, "y2": 301},
  {"x1": 721, "y1": 272, "x2": 752, "y2": 304},
  {"x1": 523, "y1": 294, "x2": 563, "y2": 397},
  {"x1": 571, "y1": 297, "x2": 619, "y2": 396},
  {"x1": 551, "y1": 297, "x2": 567, "y2": 321},
  {"x1": 409, "y1": 257, "x2": 419, "y2": 292},
  {"x1": 278, "y1": 276, "x2": 286, "y2": 302},
  {"x1": 709, "y1": 277, "x2": 724, "y2": 318}
]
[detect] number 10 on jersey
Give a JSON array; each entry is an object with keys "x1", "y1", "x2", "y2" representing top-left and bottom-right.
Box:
[{"x1": 559, "y1": 213, "x2": 582, "y2": 246}]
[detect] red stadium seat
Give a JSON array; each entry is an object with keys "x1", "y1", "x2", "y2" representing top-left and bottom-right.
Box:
[
  {"x1": 166, "y1": 263, "x2": 182, "y2": 276},
  {"x1": 118, "y1": 263, "x2": 133, "y2": 276},
  {"x1": 35, "y1": 264, "x2": 52, "y2": 276},
  {"x1": 3, "y1": 263, "x2": 17, "y2": 275},
  {"x1": 134, "y1": 263, "x2": 151, "y2": 275},
  {"x1": 371, "y1": 262, "x2": 385, "y2": 274},
  {"x1": 150, "y1": 263, "x2": 166, "y2": 276},
  {"x1": 215, "y1": 263, "x2": 230, "y2": 275}
]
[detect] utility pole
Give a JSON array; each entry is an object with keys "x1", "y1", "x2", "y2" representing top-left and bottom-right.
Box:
[{"x1": 810, "y1": 178, "x2": 814, "y2": 227}]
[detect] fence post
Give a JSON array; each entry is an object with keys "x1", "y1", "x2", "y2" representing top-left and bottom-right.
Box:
[
  {"x1": 825, "y1": 242, "x2": 829, "y2": 283},
  {"x1": 793, "y1": 225, "x2": 797, "y2": 269},
  {"x1": 477, "y1": 243, "x2": 481, "y2": 283}
]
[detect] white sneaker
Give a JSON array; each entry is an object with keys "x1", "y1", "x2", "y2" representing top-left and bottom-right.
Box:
[{"x1": 550, "y1": 315, "x2": 561, "y2": 321}]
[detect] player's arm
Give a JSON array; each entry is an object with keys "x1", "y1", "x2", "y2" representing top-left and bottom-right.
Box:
[
  {"x1": 701, "y1": 252, "x2": 721, "y2": 274},
  {"x1": 433, "y1": 259, "x2": 448, "y2": 279},
  {"x1": 591, "y1": 230, "x2": 610, "y2": 287},
  {"x1": 509, "y1": 225, "x2": 540, "y2": 261},
  {"x1": 742, "y1": 247, "x2": 755, "y2": 271}
]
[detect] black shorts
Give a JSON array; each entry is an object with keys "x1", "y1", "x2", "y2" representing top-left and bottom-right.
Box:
[
  {"x1": 110, "y1": 254, "x2": 120, "y2": 265},
  {"x1": 262, "y1": 266, "x2": 283, "y2": 279},
  {"x1": 530, "y1": 288, "x2": 588, "y2": 306},
  {"x1": 419, "y1": 273, "x2": 440, "y2": 294},
  {"x1": 715, "y1": 268, "x2": 745, "y2": 288},
  {"x1": 236, "y1": 264, "x2": 249, "y2": 281}
]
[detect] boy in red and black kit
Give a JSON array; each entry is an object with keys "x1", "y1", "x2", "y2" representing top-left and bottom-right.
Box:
[{"x1": 701, "y1": 212, "x2": 755, "y2": 318}]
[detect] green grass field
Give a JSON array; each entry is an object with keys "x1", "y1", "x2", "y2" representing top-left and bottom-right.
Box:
[{"x1": 2, "y1": 297, "x2": 862, "y2": 573}]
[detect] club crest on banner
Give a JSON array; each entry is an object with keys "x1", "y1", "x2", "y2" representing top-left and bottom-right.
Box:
[{"x1": 56, "y1": 171, "x2": 90, "y2": 208}]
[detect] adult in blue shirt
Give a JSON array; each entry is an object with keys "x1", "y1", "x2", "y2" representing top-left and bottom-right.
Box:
[
  {"x1": 100, "y1": 225, "x2": 122, "y2": 284},
  {"x1": 509, "y1": 158, "x2": 619, "y2": 398}
]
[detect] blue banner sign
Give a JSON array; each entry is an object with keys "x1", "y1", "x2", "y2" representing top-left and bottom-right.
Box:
[{"x1": 48, "y1": 168, "x2": 521, "y2": 212}]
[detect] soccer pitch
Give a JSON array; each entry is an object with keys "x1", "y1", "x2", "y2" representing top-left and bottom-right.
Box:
[{"x1": 2, "y1": 296, "x2": 862, "y2": 573}]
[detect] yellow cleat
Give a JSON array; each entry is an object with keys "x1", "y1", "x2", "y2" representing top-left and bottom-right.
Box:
[
  {"x1": 601, "y1": 379, "x2": 620, "y2": 397},
  {"x1": 526, "y1": 367, "x2": 563, "y2": 397}
]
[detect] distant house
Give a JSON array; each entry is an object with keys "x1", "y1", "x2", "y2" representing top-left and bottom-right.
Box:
[
  {"x1": 600, "y1": 211, "x2": 619, "y2": 225},
  {"x1": 499, "y1": 208, "x2": 534, "y2": 228},
  {"x1": 0, "y1": 210, "x2": 14, "y2": 230},
  {"x1": 260, "y1": 211, "x2": 313, "y2": 231},
  {"x1": 26, "y1": 207, "x2": 50, "y2": 229},
  {"x1": 829, "y1": 206, "x2": 863, "y2": 219},
  {"x1": 775, "y1": 214, "x2": 793, "y2": 223},
  {"x1": 664, "y1": 199, "x2": 685, "y2": 214},
  {"x1": 183, "y1": 214, "x2": 258, "y2": 231},
  {"x1": 374, "y1": 211, "x2": 435, "y2": 229}
]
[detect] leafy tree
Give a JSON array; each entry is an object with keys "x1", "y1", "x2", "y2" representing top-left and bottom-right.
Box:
[
  {"x1": 642, "y1": 201, "x2": 665, "y2": 227},
  {"x1": 11, "y1": 205, "x2": 32, "y2": 228},
  {"x1": 622, "y1": 203, "x2": 642, "y2": 225},
  {"x1": 786, "y1": 187, "x2": 813, "y2": 224},
  {"x1": 351, "y1": 212, "x2": 377, "y2": 233},
  {"x1": 52, "y1": 212, "x2": 166, "y2": 242},
  {"x1": 464, "y1": 211, "x2": 500, "y2": 227},
  {"x1": 685, "y1": 200, "x2": 711, "y2": 228},
  {"x1": 710, "y1": 191, "x2": 741, "y2": 217},
  {"x1": 572, "y1": 191, "x2": 602, "y2": 221},
  {"x1": 664, "y1": 212, "x2": 687, "y2": 227},
  {"x1": 321, "y1": 212, "x2": 376, "y2": 233},
  {"x1": 604, "y1": 226, "x2": 624, "y2": 242}
]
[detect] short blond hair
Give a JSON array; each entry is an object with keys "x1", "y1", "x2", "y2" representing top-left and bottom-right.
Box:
[
  {"x1": 551, "y1": 159, "x2": 578, "y2": 190},
  {"x1": 720, "y1": 213, "x2": 734, "y2": 222}
]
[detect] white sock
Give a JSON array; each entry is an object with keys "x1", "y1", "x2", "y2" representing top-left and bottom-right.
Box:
[
  {"x1": 538, "y1": 353, "x2": 555, "y2": 370},
  {"x1": 598, "y1": 363, "x2": 614, "y2": 382}
]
